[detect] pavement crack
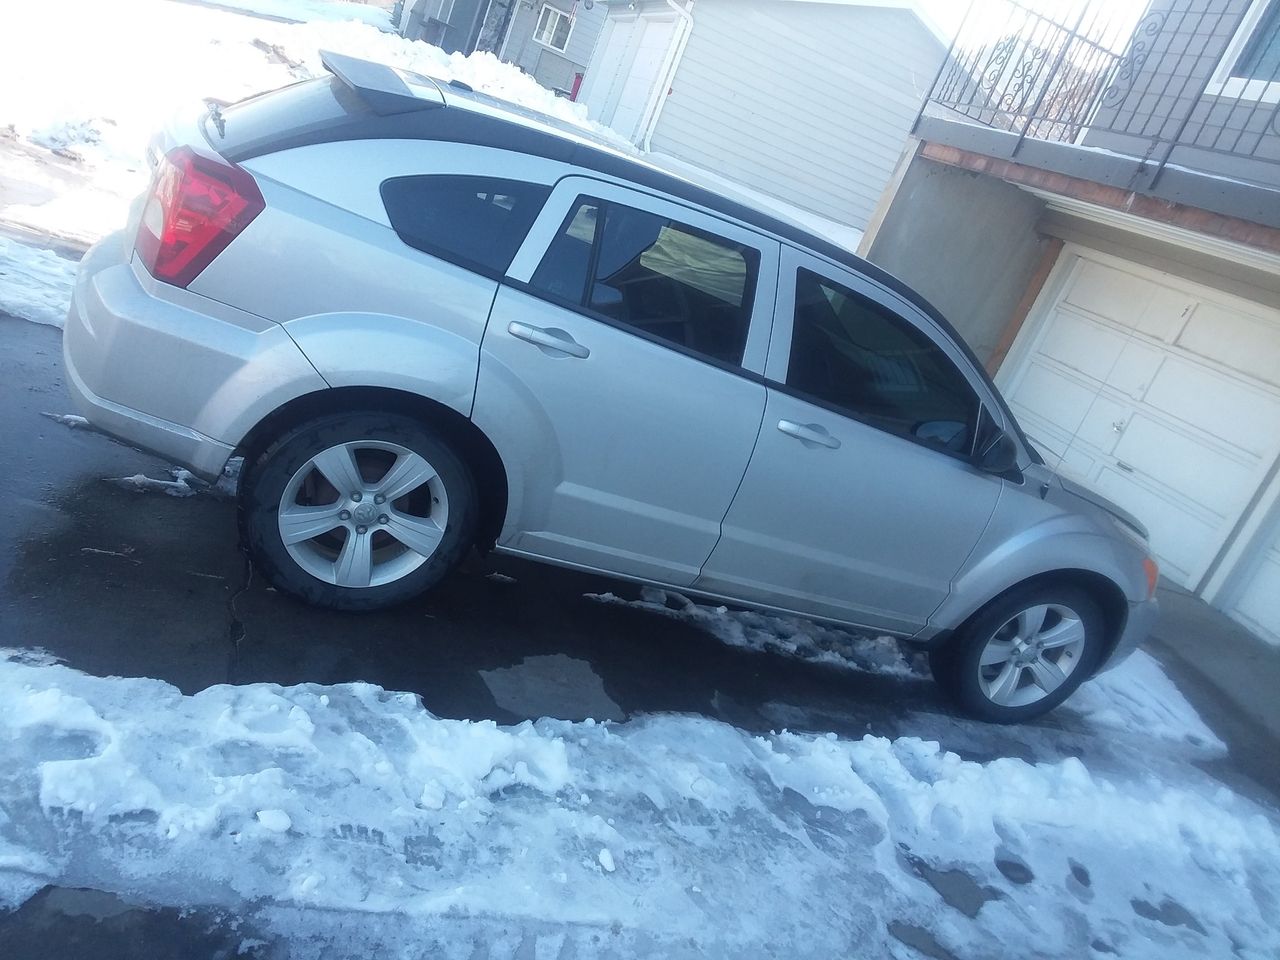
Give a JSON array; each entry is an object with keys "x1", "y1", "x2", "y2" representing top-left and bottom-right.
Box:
[{"x1": 225, "y1": 550, "x2": 254, "y2": 683}]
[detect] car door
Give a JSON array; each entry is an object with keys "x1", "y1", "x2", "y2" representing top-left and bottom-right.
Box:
[
  {"x1": 695, "y1": 248, "x2": 1005, "y2": 634},
  {"x1": 472, "y1": 176, "x2": 780, "y2": 585}
]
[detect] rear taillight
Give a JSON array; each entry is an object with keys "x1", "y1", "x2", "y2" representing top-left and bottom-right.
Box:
[{"x1": 135, "y1": 146, "x2": 265, "y2": 288}]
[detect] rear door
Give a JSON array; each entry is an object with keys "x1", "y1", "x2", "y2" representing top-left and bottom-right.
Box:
[
  {"x1": 473, "y1": 177, "x2": 780, "y2": 585},
  {"x1": 696, "y1": 248, "x2": 1004, "y2": 634}
]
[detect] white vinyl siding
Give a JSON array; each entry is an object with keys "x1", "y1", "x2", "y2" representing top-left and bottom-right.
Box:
[{"x1": 647, "y1": 0, "x2": 944, "y2": 229}]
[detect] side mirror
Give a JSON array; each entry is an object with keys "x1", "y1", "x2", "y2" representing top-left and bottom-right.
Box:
[{"x1": 977, "y1": 429, "x2": 1020, "y2": 476}]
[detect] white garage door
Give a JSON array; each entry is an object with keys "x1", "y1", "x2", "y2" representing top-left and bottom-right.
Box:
[
  {"x1": 1003, "y1": 250, "x2": 1280, "y2": 594},
  {"x1": 1231, "y1": 525, "x2": 1280, "y2": 645},
  {"x1": 578, "y1": 15, "x2": 677, "y2": 144}
]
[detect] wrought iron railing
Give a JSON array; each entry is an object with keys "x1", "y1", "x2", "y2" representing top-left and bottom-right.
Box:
[{"x1": 915, "y1": 0, "x2": 1280, "y2": 183}]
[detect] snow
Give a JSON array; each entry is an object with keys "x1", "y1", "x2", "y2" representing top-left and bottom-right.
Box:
[
  {"x1": 201, "y1": 0, "x2": 393, "y2": 29},
  {"x1": 40, "y1": 412, "x2": 90, "y2": 429},
  {"x1": 106, "y1": 470, "x2": 202, "y2": 498},
  {"x1": 590, "y1": 589, "x2": 1224, "y2": 749},
  {"x1": 0, "y1": 235, "x2": 77, "y2": 327},
  {"x1": 0, "y1": 649, "x2": 1274, "y2": 957}
]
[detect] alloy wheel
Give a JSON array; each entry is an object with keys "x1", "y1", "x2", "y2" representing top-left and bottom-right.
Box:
[
  {"x1": 976, "y1": 603, "x2": 1088, "y2": 708},
  {"x1": 277, "y1": 440, "x2": 449, "y2": 588}
]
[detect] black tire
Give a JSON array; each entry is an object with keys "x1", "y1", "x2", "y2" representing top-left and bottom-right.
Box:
[
  {"x1": 239, "y1": 411, "x2": 477, "y2": 611},
  {"x1": 929, "y1": 583, "x2": 1106, "y2": 723}
]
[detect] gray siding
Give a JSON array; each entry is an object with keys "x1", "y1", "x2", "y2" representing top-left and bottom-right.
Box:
[
  {"x1": 867, "y1": 156, "x2": 1052, "y2": 365},
  {"x1": 504, "y1": 0, "x2": 609, "y2": 91},
  {"x1": 648, "y1": 0, "x2": 945, "y2": 229},
  {"x1": 1084, "y1": 0, "x2": 1280, "y2": 189}
]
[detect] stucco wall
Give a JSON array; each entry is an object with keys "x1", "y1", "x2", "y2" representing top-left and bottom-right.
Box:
[{"x1": 866, "y1": 154, "x2": 1052, "y2": 365}]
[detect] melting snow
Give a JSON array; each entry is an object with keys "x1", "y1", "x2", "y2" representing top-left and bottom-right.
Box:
[
  {"x1": 0, "y1": 235, "x2": 77, "y2": 327},
  {"x1": 0, "y1": 650, "x2": 1274, "y2": 957}
]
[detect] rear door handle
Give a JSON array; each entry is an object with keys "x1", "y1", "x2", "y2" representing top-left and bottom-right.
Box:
[
  {"x1": 777, "y1": 419, "x2": 841, "y2": 449},
  {"x1": 508, "y1": 321, "x2": 590, "y2": 359}
]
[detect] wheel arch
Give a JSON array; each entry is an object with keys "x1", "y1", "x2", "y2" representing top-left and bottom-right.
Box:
[
  {"x1": 234, "y1": 386, "x2": 509, "y2": 550},
  {"x1": 930, "y1": 568, "x2": 1129, "y2": 665}
]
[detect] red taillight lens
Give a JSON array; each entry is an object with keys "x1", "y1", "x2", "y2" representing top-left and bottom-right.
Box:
[{"x1": 135, "y1": 146, "x2": 265, "y2": 288}]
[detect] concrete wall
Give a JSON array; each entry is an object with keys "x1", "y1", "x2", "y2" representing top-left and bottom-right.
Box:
[
  {"x1": 865, "y1": 153, "x2": 1052, "y2": 365},
  {"x1": 648, "y1": 0, "x2": 945, "y2": 230}
]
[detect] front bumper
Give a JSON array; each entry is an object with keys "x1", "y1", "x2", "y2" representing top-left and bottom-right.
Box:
[
  {"x1": 63, "y1": 232, "x2": 326, "y2": 479},
  {"x1": 1098, "y1": 594, "x2": 1159, "y2": 672}
]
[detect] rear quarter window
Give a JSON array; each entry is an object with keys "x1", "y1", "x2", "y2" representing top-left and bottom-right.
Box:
[{"x1": 381, "y1": 175, "x2": 551, "y2": 276}]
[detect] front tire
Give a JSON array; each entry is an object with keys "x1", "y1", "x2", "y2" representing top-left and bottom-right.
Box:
[
  {"x1": 930, "y1": 584, "x2": 1105, "y2": 723},
  {"x1": 239, "y1": 411, "x2": 477, "y2": 611}
]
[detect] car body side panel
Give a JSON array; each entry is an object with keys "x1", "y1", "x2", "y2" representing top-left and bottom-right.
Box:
[{"x1": 926, "y1": 466, "x2": 1152, "y2": 638}]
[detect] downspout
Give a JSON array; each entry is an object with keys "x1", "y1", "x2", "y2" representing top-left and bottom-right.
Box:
[{"x1": 640, "y1": 0, "x2": 694, "y2": 152}]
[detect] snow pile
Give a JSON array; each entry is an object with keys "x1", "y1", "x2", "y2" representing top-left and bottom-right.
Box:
[
  {"x1": 0, "y1": 235, "x2": 77, "y2": 327},
  {"x1": 0, "y1": 651, "x2": 1274, "y2": 957},
  {"x1": 1074, "y1": 649, "x2": 1224, "y2": 749},
  {"x1": 589, "y1": 587, "x2": 921, "y2": 677}
]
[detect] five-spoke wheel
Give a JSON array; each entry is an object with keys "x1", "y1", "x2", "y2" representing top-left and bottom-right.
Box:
[
  {"x1": 930, "y1": 584, "x2": 1104, "y2": 722},
  {"x1": 240, "y1": 412, "x2": 476, "y2": 610}
]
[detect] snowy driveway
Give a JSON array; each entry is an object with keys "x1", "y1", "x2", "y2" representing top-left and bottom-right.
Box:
[{"x1": 2, "y1": 310, "x2": 1279, "y2": 959}]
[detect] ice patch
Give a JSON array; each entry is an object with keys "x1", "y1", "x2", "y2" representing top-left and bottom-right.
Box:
[
  {"x1": 0, "y1": 235, "x2": 77, "y2": 327},
  {"x1": 40, "y1": 412, "x2": 91, "y2": 429}
]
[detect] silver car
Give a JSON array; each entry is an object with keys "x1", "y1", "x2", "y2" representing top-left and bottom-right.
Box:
[{"x1": 63, "y1": 52, "x2": 1158, "y2": 722}]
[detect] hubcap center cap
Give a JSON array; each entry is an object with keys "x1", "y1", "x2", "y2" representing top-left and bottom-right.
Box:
[{"x1": 352, "y1": 502, "x2": 377, "y2": 525}]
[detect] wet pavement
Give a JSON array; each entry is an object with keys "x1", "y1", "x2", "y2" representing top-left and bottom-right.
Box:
[{"x1": 3, "y1": 314, "x2": 1279, "y2": 958}]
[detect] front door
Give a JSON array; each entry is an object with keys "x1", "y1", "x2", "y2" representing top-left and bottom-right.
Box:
[
  {"x1": 696, "y1": 250, "x2": 1005, "y2": 634},
  {"x1": 473, "y1": 177, "x2": 780, "y2": 585}
]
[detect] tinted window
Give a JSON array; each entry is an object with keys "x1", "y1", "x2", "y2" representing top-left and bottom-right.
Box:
[
  {"x1": 788, "y1": 268, "x2": 979, "y2": 453},
  {"x1": 529, "y1": 197, "x2": 758, "y2": 366},
  {"x1": 381, "y1": 175, "x2": 550, "y2": 275}
]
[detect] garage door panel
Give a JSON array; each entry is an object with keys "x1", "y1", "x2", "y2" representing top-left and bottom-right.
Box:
[
  {"x1": 1039, "y1": 310, "x2": 1127, "y2": 382},
  {"x1": 1109, "y1": 341, "x2": 1165, "y2": 399},
  {"x1": 1011, "y1": 361, "x2": 1096, "y2": 434},
  {"x1": 1092, "y1": 468, "x2": 1216, "y2": 583},
  {"x1": 1063, "y1": 260, "x2": 1194, "y2": 340},
  {"x1": 1179, "y1": 301, "x2": 1280, "y2": 389},
  {"x1": 1143, "y1": 357, "x2": 1280, "y2": 460},
  {"x1": 1113, "y1": 416, "x2": 1256, "y2": 517},
  {"x1": 1075, "y1": 394, "x2": 1129, "y2": 454},
  {"x1": 1232, "y1": 544, "x2": 1280, "y2": 645}
]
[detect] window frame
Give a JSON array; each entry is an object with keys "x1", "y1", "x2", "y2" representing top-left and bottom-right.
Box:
[
  {"x1": 765, "y1": 250, "x2": 1009, "y2": 465},
  {"x1": 1205, "y1": 0, "x2": 1280, "y2": 104},
  {"x1": 533, "y1": 3, "x2": 575, "y2": 53},
  {"x1": 506, "y1": 176, "x2": 781, "y2": 376}
]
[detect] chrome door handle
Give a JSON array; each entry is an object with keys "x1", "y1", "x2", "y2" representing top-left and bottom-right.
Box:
[
  {"x1": 777, "y1": 419, "x2": 841, "y2": 449},
  {"x1": 508, "y1": 321, "x2": 590, "y2": 359}
]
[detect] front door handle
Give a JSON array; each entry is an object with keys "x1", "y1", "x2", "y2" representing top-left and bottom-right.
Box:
[
  {"x1": 777, "y1": 419, "x2": 841, "y2": 449},
  {"x1": 508, "y1": 321, "x2": 590, "y2": 359}
]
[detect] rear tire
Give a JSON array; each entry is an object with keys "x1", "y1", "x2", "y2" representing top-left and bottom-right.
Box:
[
  {"x1": 930, "y1": 583, "x2": 1105, "y2": 723},
  {"x1": 239, "y1": 411, "x2": 477, "y2": 611}
]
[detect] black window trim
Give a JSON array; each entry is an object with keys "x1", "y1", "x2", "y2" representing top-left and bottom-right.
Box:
[{"x1": 522, "y1": 193, "x2": 764, "y2": 370}]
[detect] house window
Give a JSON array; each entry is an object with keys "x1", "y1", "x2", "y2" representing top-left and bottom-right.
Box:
[
  {"x1": 1209, "y1": 0, "x2": 1280, "y2": 102},
  {"x1": 534, "y1": 4, "x2": 574, "y2": 53}
]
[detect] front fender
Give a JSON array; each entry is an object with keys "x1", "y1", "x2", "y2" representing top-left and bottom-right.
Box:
[
  {"x1": 927, "y1": 492, "x2": 1149, "y2": 636},
  {"x1": 282, "y1": 312, "x2": 481, "y2": 418}
]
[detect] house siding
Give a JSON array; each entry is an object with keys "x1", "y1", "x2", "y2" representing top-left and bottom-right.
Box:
[
  {"x1": 1083, "y1": 0, "x2": 1280, "y2": 189},
  {"x1": 503, "y1": 0, "x2": 608, "y2": 92},
  {"x1": 647, "y1": 0, "x2": 944, "y2": 229}
]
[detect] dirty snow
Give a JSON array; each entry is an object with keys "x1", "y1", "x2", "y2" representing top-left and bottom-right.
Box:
[
  {"x1": 105, "y1": 469, "x2": 203, "y2": 498},
  {"x1": 0, "y1": 650, "x2": 1274, "y2": 957},
  {"x1": 0, "y1": 235, "x2": 76, "y2": 327},
  {"x1": 590, "y1": 588, "x2": 1224, "y2": 749}
]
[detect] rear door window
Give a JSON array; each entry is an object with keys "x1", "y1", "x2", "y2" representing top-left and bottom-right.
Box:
[
  {"x1": 381, "y1": 175, "x2": 551, "y2": 276},
  {"x1": 528, "y1": 196, "x2": 758, "y2": 366}
]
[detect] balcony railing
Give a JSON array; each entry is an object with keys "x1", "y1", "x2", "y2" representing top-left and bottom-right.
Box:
[{"x1": 915, "y1": 0, "x2": 1280, "y2": 185}]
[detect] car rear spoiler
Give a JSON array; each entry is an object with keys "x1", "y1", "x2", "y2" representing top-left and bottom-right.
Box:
[{"x1": 319, "y1": 50, "x2": 445, "y2": 116}]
